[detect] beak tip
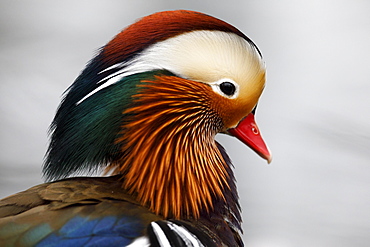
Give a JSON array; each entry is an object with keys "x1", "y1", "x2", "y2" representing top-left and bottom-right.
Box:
[
  {"x1": 265, "y1": 147, "x2": 272, "y2": 164},
  {"x1": 260, "y1": 149, "x2": 272, "y2": 164},
  {"x1": 266, "y1": 154, "x2": 272, "y2": 164}
]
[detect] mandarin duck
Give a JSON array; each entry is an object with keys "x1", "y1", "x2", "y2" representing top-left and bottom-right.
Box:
[{"x1": 0, "y1": 10, "x2": 271, "y2": 247}]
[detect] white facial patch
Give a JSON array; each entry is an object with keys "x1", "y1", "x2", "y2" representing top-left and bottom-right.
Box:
[{"x1": 77, "y1": 30, "x2": 264, "y2": 104}]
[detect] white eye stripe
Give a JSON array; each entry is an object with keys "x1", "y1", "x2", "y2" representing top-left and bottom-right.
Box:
[
  {"x1": 208, "y1": 78, "x2": 239, "y2": 99},
  {"x1": 76, "y1": 30, "x2": 260, "y2": 105}
]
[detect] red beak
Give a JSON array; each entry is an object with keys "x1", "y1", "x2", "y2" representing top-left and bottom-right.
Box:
[{"x1": 228, "y1": 113, "x2": 272, "y2": 163}]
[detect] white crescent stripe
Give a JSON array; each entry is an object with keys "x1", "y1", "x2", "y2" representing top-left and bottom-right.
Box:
[
  {"x1": 166, "y1": 221, "x2": 205, "y2": 247},
  {"x1": 150, "y1": 222, "x2": 172, "y2": 247}
]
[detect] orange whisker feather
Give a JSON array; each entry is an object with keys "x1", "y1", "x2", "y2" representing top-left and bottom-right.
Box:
[{"x1": 108, "y1": 75, "x2": 230, "y2": 219}]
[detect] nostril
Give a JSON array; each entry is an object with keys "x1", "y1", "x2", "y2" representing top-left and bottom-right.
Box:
[{"x1": 251, "y1": 124, "x2": 259, "y2": 135}]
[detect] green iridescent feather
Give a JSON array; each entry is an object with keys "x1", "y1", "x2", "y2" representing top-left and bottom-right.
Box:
[{"x1": 43, "y1": 70, "x2": 171, "y2": 181}]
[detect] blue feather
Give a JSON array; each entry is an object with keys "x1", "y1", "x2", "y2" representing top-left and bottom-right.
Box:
[{"x1": 32, "y1": 214, "x2": 147, "y2": 247}]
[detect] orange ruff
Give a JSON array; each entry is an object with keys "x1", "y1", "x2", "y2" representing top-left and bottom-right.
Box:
[{"x1": 108, "y1": 75, "x2": 230, "y2": 219}]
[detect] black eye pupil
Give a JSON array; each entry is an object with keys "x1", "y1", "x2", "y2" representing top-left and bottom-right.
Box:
[{"x1": 219, "y1": 81, "x2": 236, "y2": 96}]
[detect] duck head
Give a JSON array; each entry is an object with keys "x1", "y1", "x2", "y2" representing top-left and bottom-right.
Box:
[{"x1": 44, "y1": 10, "x2": 271, "y2": 219}]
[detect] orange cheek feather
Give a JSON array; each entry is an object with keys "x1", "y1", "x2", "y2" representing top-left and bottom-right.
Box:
[
  {"x1": 211, "y1": 72, "x2": 266, "y2": 129},
  {"x1": 210, "y1": 89, "x2": 262, "y2": 130}
]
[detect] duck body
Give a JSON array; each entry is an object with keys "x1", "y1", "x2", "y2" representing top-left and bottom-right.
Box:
[
  {"x1": 0, "y1": 175, "x2": 238, "y2": 246},
  {"x1": 0, "y1": 10, "x2": 271, "y2": 246}
]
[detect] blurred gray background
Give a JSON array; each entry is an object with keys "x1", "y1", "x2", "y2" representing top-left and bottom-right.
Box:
[{"x1": 1, "y1": 0, "x2": 369, "y2": 246}]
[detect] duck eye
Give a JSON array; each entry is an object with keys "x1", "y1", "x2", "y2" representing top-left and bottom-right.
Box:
[{"x1": 219, "y1": 81, "x2": 236, "y2": 96}]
